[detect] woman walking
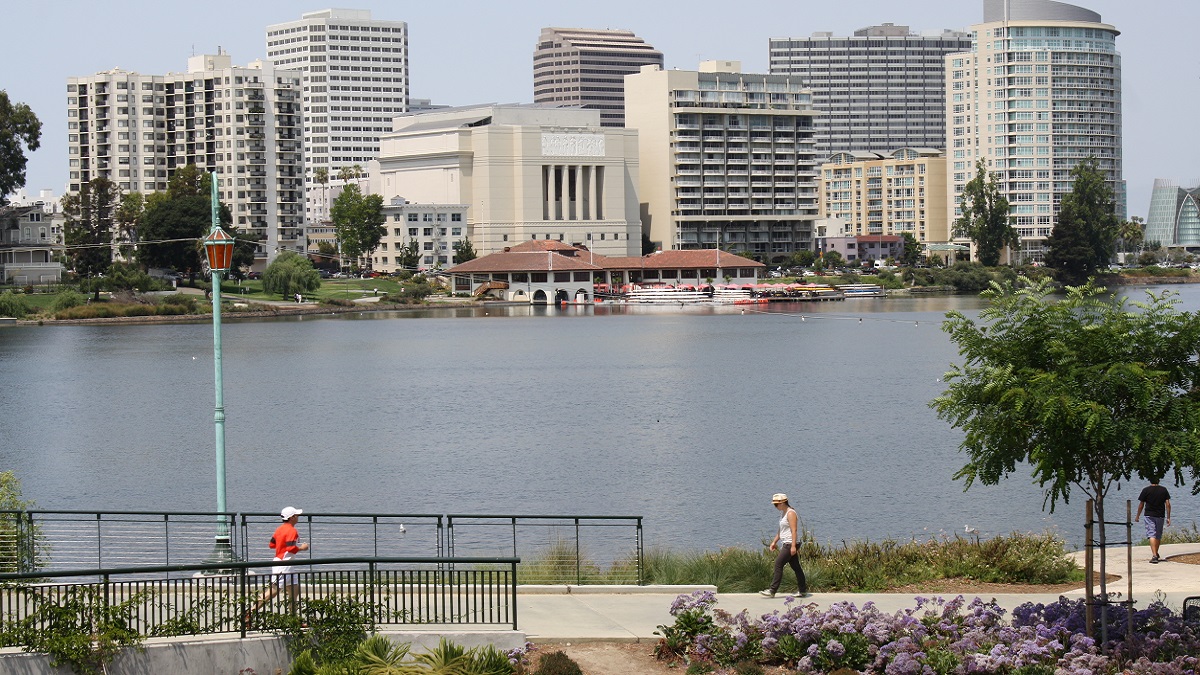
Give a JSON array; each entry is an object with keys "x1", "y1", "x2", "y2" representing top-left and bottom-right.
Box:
[{"x1": 760, "y1": 493, "x2": 808, "y2": 598}]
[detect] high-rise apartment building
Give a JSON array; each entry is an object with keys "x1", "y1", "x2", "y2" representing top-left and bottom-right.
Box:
[
  {"x1": 769, "y1": 24, "x2": 972, "y2": 159},
  {"x1": 66, "y1": 52, "x2": 305, "y2": 262},
  {"x1": 946, "y1": 0, "x2": 1124, "y2": 262},
  {"x1": 533, "y1": 27, "x2": 663, "y2": 128},
  {"x1": 266, "y1": 9, "x2": 409, "y2": 181},
  {"x1": 1145, "y1": 180, "x2": 1200, "y2": 251},
  {"x1": 625, "y1": 61, "x2": 819, "y2": 259},
  {"x1": 819, "y1": 148, "x2": 950, "y2": 246}
]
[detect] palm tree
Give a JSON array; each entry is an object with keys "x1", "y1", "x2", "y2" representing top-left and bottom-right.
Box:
[
  {"x1": 352, "y1": 163, "x2": 366, "y2": 192},
  {"x1": 313, "y1": 167, "x2": 329, "y2": 222}
]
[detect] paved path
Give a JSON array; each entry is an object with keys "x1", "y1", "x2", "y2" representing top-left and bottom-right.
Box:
[{"x1": 516, "y1": 543, "x2": 1200, "y2": 643}]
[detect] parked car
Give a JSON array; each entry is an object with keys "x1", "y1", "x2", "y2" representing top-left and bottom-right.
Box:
[{"x1": 246, "y1": 271, "x2": 262, "y2": 280}]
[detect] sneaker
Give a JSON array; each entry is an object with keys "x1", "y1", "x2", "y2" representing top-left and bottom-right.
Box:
[
  {"x1": 797, "y1": 592, "x2": 811, "y2": 598},
  {"x1": 758, "y1": 589, "x2": 775, "y2": 598},
  {"x1": 1150, "y1": 556, "x2": 1160, "y2": 564}
]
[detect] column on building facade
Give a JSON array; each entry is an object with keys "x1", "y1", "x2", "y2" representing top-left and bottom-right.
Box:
[
  {"x1": 542, "y1": 165, "x2": 551, "y2": 221},
  {"x1": 581, "y1": 166, "x2": 592, "y2": 220},
  {"x1": 556, "y1": 165, "x2": 566, "y2": 220}
]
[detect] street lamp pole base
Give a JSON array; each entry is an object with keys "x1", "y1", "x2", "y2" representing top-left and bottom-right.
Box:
[{"x1": 204, "y1": 534, "x2": 235, "y2": 569}]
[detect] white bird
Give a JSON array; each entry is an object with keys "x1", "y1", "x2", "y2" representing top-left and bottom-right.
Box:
[
  {"x1": 964, "y1": 524, "x2": 978, "y2": 534},
  {"x1": 398, "y1": 524, "x2": 406, "y2": 534}
]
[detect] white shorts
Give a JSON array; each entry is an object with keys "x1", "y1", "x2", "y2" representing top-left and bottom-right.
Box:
[{"x1": 271, "y1": 555, "x2": 298, "y2": 588}]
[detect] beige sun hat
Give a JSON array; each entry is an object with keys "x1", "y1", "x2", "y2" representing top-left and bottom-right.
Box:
[{"x1": 771, "y1": 493, "x2": 788, "y2": 503}]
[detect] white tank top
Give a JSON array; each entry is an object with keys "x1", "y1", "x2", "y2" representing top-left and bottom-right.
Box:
[{"x1": 778, "y1": 508, "x2": 795, "y2": 544}]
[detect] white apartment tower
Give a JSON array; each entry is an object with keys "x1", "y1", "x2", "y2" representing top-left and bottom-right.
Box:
[
  {"x1": 266, "y1": 9, "x2": 409, "y2": 182},
  {"x1": 947, "y1": 0, "x2": 1124, "y2": 262},
  {"x1": 769, "y1": 24, "x2": 973, "y2": 159},
  {"x1": 66, "y1": 51, "x2": 305, "y2": 261},
  {"x1": 625, "y1": 61, "x2": 820, "y2": 259},
  {"x1": 533, "y1": 27, "x2": 664, "y2": 128}
]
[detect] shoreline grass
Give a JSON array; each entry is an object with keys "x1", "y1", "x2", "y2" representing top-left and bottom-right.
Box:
[{"x1": 516, "y1": 531, "x2": 1083, "y2": 592}]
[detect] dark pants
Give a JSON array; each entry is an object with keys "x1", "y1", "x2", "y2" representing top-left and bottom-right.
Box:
[{"x1": 770, "y1": 543, "x2": 807, "y2": 594}]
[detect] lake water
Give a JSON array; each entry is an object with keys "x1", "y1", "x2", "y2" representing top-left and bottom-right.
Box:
[{"x1": 2, "y1": 285, "x2": 1198, "y2": 552}]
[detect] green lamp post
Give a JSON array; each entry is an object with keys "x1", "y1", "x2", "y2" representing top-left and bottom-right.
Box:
[{"x1": 202, "y1": 174, "x2": 235, "y2": 562}]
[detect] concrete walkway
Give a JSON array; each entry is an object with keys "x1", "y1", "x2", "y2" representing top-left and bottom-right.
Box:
[{"x1": 517, "y1": 543, "x2": 1200, "y2": 643}]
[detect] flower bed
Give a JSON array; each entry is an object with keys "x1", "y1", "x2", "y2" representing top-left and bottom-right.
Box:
[{"x1": 655, "y1": 591, "x2": 1200, "y2": 674}]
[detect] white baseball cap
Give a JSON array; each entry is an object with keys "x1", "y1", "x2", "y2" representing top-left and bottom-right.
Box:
[{"x1": 280, "y1": 506, "x2": 303, "y2": 520}]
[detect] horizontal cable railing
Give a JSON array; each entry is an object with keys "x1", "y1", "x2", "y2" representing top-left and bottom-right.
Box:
[
  {"x1": 2, "y1": 510, "x2": 643, "y2": 585},
  {"x1": 447, "y1": 515, "x2": 644, "y2": 585},
  {"x1": 0, "y1": 555, "x2": 519, "y2": 644}
]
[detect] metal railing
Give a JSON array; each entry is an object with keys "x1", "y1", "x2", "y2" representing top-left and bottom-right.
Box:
[
  {"x1": 447, "y1": 515, "x2": 644, "y2": 585},
  {"x1": 0, "y1": 555, "x2": 519, "y2": 644},
  {"x1": 1, "y1": 510, "x2": 643, "y2": 585}
]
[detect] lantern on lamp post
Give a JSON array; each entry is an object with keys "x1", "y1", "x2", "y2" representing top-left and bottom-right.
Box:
[{"x1": 202, "y1": 174, "x2": 235, "y2": 563}]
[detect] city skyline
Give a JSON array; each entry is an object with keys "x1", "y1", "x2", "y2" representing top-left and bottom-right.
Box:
[{"x1": 2, "y1": 0, "x2": 1196, "y2": 220}]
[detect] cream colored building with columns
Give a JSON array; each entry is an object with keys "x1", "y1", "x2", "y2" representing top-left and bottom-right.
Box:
[{"x1": 370, "y1": 104, "x2": 641, "y2": 258}]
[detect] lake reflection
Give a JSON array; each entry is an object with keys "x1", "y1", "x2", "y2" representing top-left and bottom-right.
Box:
[{"x1": 2, "y1": 285, "x2": 1198, "y2": 551}]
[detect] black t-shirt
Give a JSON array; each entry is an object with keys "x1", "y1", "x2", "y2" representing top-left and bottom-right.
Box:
[{"x1": 1138, "y1": 485, "x2": 1171, "y2": 518}]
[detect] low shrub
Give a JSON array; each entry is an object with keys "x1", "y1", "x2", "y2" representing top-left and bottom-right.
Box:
[
  {"x1": 319, "y1": 297, "x2": 354, "y2": 307},
  {"x1": 51, "y1": 290, "x2": 87, "y2": 312},
  {"x1": 534, "y1": 650, "x2": 583, "y2": 675},
  {"x1": 159, "y1": 294, "x2": 199, "y2": 312},
  {"x1": 0, "y1": 291, "x2": 30, "y2": 318}
]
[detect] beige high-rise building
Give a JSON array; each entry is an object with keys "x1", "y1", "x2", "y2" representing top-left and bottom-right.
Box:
[
  {"x1": 371, "y1": 104, "x2": 642, "y2": 259},
  {"x1": 266, "y1": 9, "x2": 409, "y2": 182},
  {"x1": 625, "y1": 61, "x2": 819, "y2": 260},
  {"x1": 533, "y1": 27, "x2": 663, "y2": 128},
  {"x1": 66, "y1": 51, "x2": 305, "y2": 263},
  {"x1": 946, "y1": 0, "x2": 1123, "y2": 262},
  {"x1": 819, "y1": 148, "x2": 950, "y2": 246}
]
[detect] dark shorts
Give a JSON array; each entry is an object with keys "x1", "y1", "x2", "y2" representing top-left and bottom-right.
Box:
[{"x1": 1144, "y1": 516, "x2": 1165, "y2": 541}]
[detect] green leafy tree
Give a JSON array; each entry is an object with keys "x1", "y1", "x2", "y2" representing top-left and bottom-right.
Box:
[
  {"x1": 898, "y1": 232, "x2": 921, "y2": 267},
  {"x1": 955, "y1": 159, "x2": 1017, "y2": 266},
  {"x1": 452, "y1": 237, "x2": 477, "y2": 264},
  {"x1": 931, "y1": 278, "x2": 1200, "y2": 600},
  {"x1": 788, "y1": 250, "x2": 817, "y2": 268},
  {"x1": 0, "y1": 91, "x2": 42, "y2": 206},
  {"x1": 103, "y1": 261, "x2": 155, "y2": 293},
  {"x1": 395, "y1": 240, "x2": 420, "y2": 270},
  {"x1": 329, "y1": 183, "x2": 385, "y2": 268},
  {"x1": 63, "y1": 177, "x2": 121, "y2": 296},
  {"x1": 113, "y1": 192, "x2": 144, "y2": 260},
  {"x1": 263, "y1": 250, "x2": 321, "y2": 298},
  {"x1": 137, "y1": 168, "x2": 228, "y2": 278},
  {"x1": 821, "y1": 250, "x2": 845, "y2": 268},
  {"x1": 1118, "y1": 216, "x2": 1145, "y2": 256},
  {"x1": 1044, "y1": 158, "x2": 1121, "y2": 286},
  {"x1": 0, "y1": 471, "x2": 45, "y2": 573}
]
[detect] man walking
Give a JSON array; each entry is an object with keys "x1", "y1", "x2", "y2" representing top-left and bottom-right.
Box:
[{"x1": 1134, "y1": 479, "x2": 1171, "y2": 563}]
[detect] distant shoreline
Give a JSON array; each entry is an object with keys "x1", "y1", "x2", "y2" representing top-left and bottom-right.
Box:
[{"x1": 7, "y1": 276, "x2": 1196, "y2": 326}]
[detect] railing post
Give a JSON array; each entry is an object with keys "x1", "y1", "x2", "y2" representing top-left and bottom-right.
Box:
[
  {"x1": 239, "y1": 563, "x2": 248, "y2": 638},
  {"x1": 1085, "y1": 499, "x2": 1094, "y2": 639},
  {"x1": 369, "y1": 561, "x2": 377, "y2": 625},
  {"x1": 575, "y1": 518, "x2": 581, "y2": 585},
  {"x1": 511, "y1": 559, "x2": 519, "y2": 631},
  {"x1": 637, "y1": 517, "x2": 644, "y2": 586},
  {"x1": 1126, "y1": 499, "x2": 1134, "y2": 651}
]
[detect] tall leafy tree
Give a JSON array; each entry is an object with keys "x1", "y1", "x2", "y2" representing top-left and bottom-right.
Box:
[
  {"x1": 0, "y1": 91, "x2": 42, "y2": 206},
  {"x1": 114, "y1": 191, "x2": 144, "y2": 260},
  {"x1": 931, "y1": 278, "x2": 1200, "y2": 600},
  {"x1": 452, "y1": 237, "x2": 477, "y2": 264},
  {"x1": 1044, "y1": 158, "x2": 1120, "y2": 285},
  {"x1": 137, "y1": 167, "x2": 228, "y2": 277},
  {"x1": 955, "y1": 159, "x2": 1017, "y2": 266},
  {"x1": 262, "y1": 250, "x2": 320, "y2": 298},
  {"x1": 63, "y1": 177, "x2": 121, "y2": 294},
  {"x1": 898, "y1": 232, "x2": 921, "y2": 267},
  {"x1": 329, "y1": 183, "x2": 384, "y2": 269},
  {"x1": 396, "y1": 240, "x2": 420, "y2": 270},
  {"x1": 1117, "y1": 216, "x2": 1145, "y2": 257}
]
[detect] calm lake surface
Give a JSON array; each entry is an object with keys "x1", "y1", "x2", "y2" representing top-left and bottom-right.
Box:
[{"x1": 3, "y1": 285, "x2": 1199, "y2": 552}]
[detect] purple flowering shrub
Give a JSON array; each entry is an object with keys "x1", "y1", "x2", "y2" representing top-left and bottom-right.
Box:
[{"x1": 657, "y1": 591, "x2": 1200, "y2": 674}]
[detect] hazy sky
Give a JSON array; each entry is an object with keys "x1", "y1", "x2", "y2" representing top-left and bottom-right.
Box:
[{"x1": 3, "y1": 0, "x2": 1197, "y2": 218}]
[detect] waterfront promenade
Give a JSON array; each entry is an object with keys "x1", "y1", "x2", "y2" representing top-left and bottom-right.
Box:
[
  {"x1": 3, "y1": 544, "x2": 1197, "y2": 674},
  {"x1": 519, "y1": 543, "x2": 1200, "y2": 643}
]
